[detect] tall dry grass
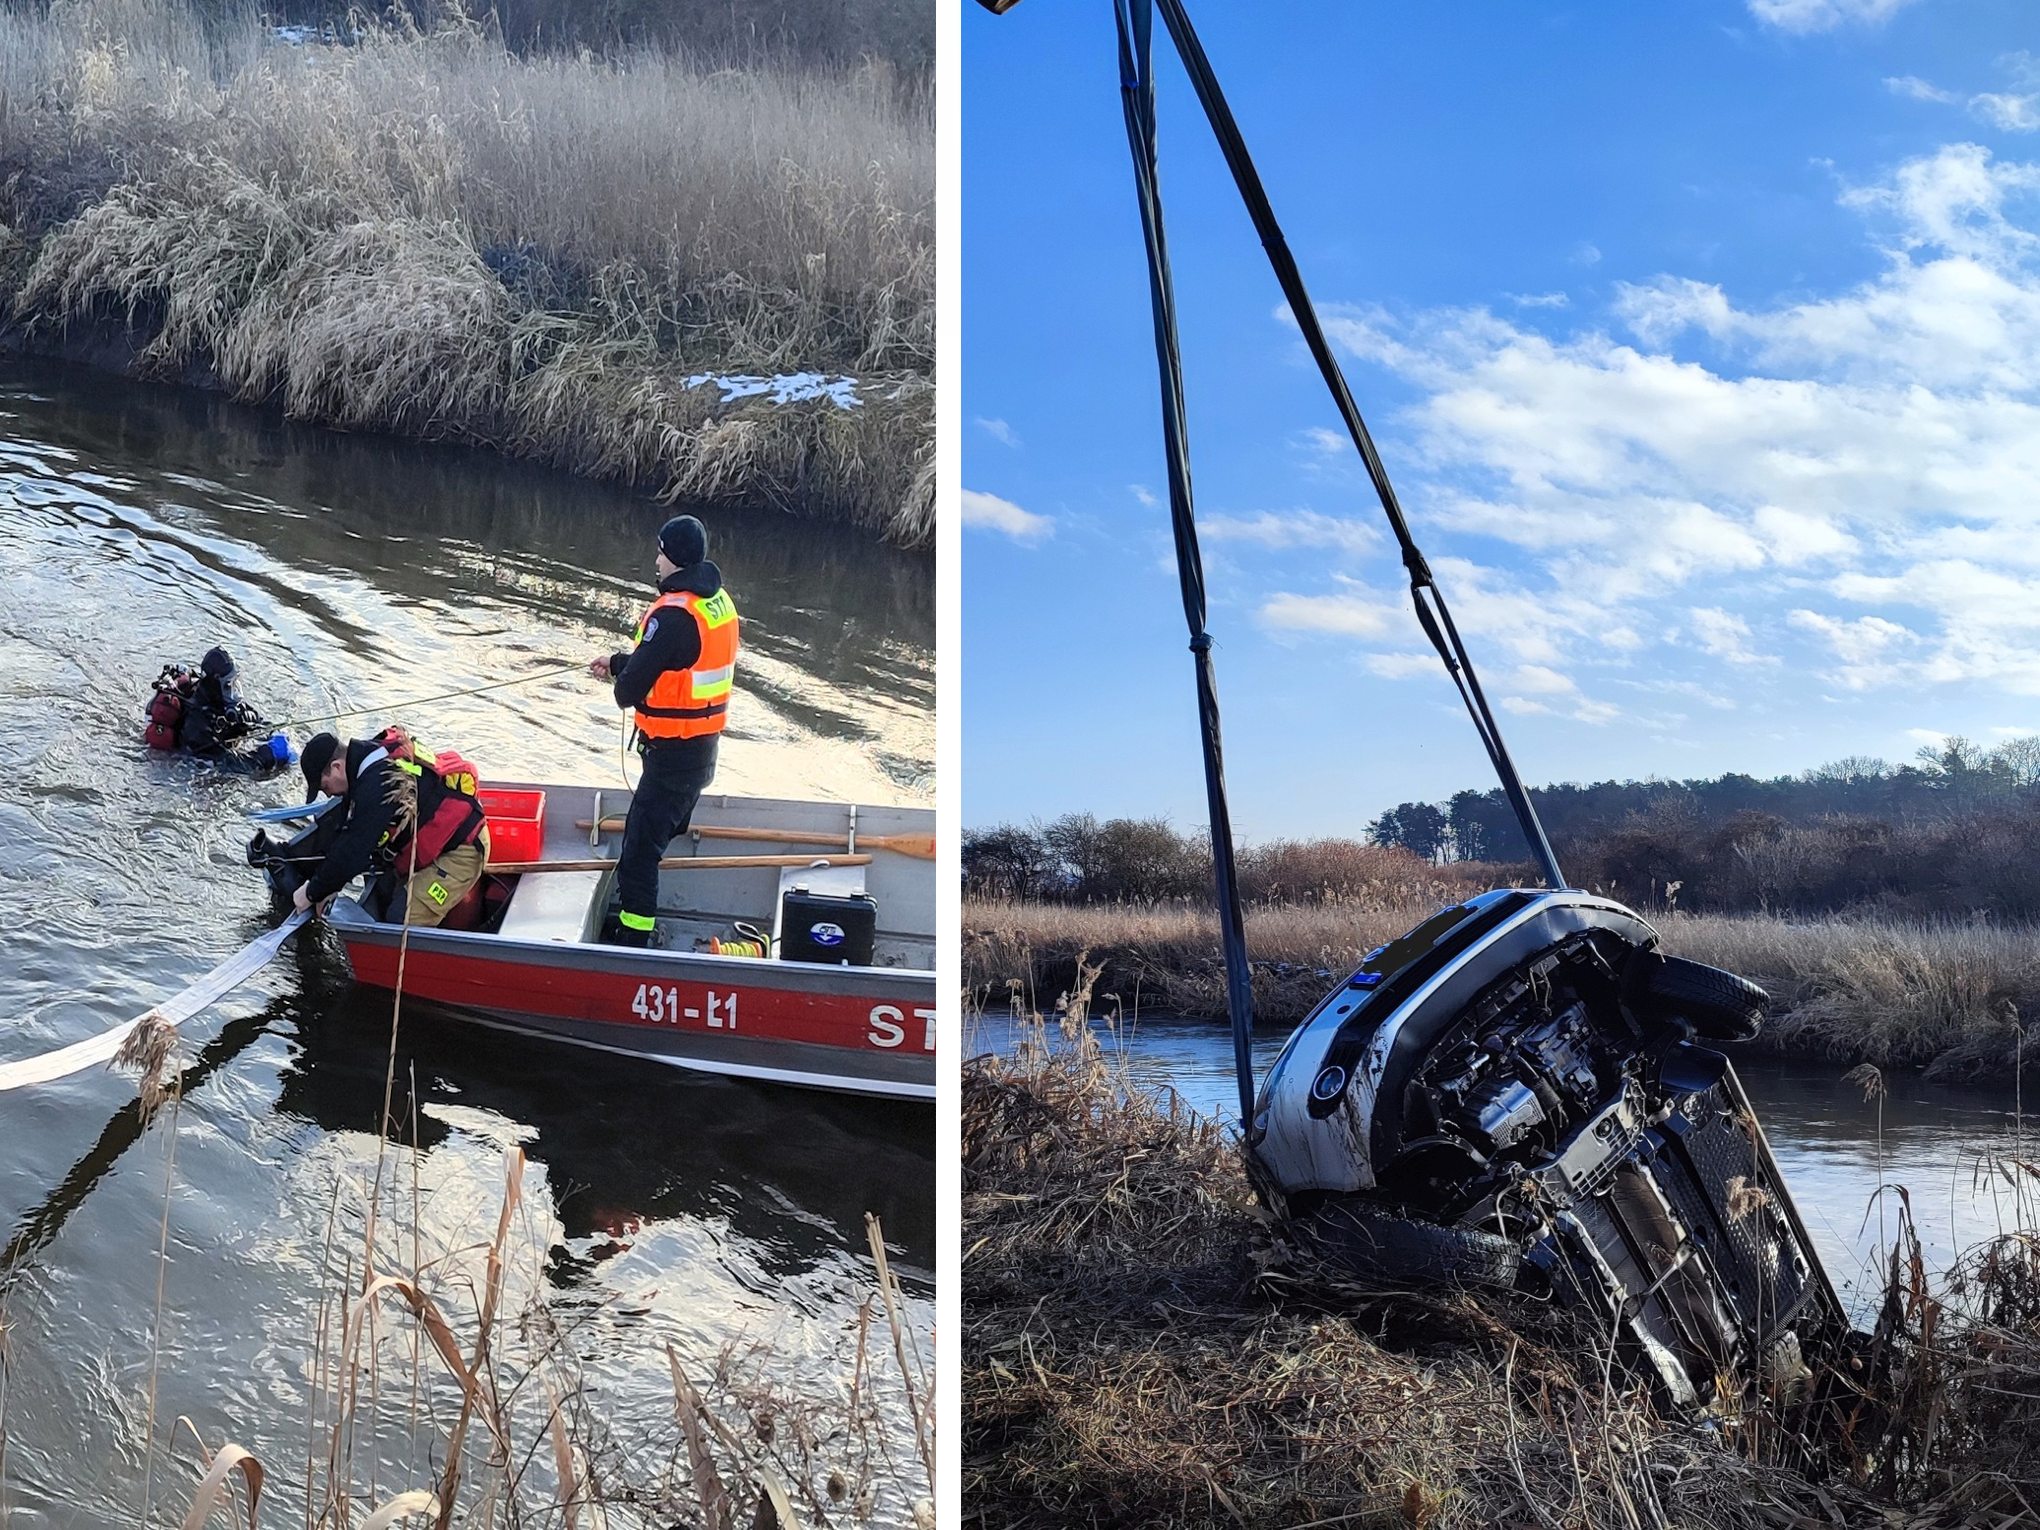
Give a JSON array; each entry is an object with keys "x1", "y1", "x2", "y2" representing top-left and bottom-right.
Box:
[
  {"x1": 966, "y1": 894, "x2": 2040, "y2": 1080},
  {"x1": 0, "y1": 0, "x2": 934, "y2": 543},
  {"x1": 0, "y1": 1125, "x2": 935, "y2": 1530},
  {"x1": 966, "y1": 1034, "x2": 2040, "y2": 1527}
]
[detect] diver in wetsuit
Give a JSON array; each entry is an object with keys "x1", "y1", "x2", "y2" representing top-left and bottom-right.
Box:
[{"x1": 143, "y1": 646, "x2": 292, "y2": 773}]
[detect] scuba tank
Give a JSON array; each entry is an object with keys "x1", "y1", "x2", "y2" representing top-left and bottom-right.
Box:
[{"x1": 144, "y1": 664, "x2": 197, "y2": 751}]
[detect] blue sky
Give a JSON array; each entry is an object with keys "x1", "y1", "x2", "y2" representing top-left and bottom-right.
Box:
[{"x1": 963, "y1": 0, "x2": 2040, "y2": 840}]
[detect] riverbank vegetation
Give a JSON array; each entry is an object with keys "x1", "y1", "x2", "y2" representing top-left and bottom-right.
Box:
[
  {"x1": 0, "y1": 1099, "x2": 936, "y2": 1529},
  {"x1": 966, "y1": 751, "x2": 2040, "y2": 1078},
  {"x1": 964, "y1": 1030, "x2": 2040, "y2": 1527},
  {"x1": 966, "y1": 895, "x2": 2040, "y2": 1081},
  {"x1": 0, "y1": 0, "x2": 933, "y2": 544},
  {"x1": 1365, "y1": 735, "x2": 2040, "y2": 882}
]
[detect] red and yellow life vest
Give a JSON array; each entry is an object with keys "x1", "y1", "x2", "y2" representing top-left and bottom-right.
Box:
[
  {"x1": 632, "y1": 587, "x2": 740, "y2": 741},
  {"x1": 372, "y1": 726, "x2": 490, "y2": 870}
]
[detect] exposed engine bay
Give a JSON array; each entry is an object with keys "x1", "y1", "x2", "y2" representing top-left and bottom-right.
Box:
[{"x1": 1250, "y1": 889, "x2": 1849, "y2": 1415}]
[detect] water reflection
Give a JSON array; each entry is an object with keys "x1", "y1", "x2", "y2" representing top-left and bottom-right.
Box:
[
  {"x1": 0, "y1": 354, "x2": 933, "y2": 803},
  {"x1": 268, "y1": 940, "x2": 936, "y2": 1283}
]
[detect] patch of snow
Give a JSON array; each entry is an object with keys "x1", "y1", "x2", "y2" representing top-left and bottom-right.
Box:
[{"x1": 682, "y1": 372, "x2": 861, "y2": 408}]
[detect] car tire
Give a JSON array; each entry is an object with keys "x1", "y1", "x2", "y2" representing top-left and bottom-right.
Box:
[
  {"x1": 1304, "y1": 1199, "x2": 1523, "y2": 1290},
  {"x1": 1633, "y1": 952, "x2": 1767, "y2": 1043}
]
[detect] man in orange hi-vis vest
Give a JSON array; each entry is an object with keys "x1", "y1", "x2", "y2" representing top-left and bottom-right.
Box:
[{"x1": 588, "y1": 514, "x2": 739, "y2": 947}]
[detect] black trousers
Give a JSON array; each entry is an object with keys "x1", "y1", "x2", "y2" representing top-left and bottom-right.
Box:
[{"x1": 616, "y1": 744, "x2": 717, "y2": 926}]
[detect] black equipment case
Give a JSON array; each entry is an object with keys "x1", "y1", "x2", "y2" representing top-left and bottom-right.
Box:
[{"x1": 779, "y1": 888, "x2": 877, "y2": 966}]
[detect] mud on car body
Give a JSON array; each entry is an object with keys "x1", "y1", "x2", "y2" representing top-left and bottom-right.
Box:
[{"x1": 1249, "y1": 889, "x2": 1849, "y2": 1415}]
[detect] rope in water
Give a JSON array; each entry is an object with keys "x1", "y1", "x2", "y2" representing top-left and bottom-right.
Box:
[{"x1": 273, "y1": 662, "x2": 586, "y2": 733}]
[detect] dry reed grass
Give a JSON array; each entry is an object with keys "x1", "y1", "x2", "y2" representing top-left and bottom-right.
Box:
[
  {"x1": 966, "y1": 895, "x2": 2040, "y2": 1079},
  {"x1": 0, "y1": 1136, "x2": 934, "y2": 1529},
  {"x1": 0, "y1": 0, "x2": 933, "y2": 543},
  {"x1": 962, "y1": 1030, "x2": 1940, "y2": 1529}
]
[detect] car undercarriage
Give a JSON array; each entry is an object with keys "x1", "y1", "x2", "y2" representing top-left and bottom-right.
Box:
[{"x1": 1249, "y1": 889, "x2": 1850, "y2": 1415}]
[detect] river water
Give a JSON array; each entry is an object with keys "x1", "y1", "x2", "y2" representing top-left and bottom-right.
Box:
[
  {"x1": 0, "y1": 357, "x2": 934, "y2": 1526},
  {"x1": 1006, "y1": 1015, "x2": 2035, "y2": 1319}
]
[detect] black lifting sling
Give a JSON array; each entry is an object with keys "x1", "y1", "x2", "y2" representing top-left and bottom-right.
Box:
[{"x1": 983, "y1": 0, "x2": 1569, "y2": 1131}]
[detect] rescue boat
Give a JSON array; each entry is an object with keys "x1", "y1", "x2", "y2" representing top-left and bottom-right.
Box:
[{"x1": 263, "y1": 782, "x2": 935, "y2": 1100}]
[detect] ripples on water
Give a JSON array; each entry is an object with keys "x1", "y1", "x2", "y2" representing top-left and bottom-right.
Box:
[{"x1": 0, "y1": 358, "x2": 934, "y2": 1527}]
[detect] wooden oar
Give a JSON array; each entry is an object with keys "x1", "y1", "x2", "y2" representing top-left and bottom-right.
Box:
[
  {"x1": 574, "y1": 819, "x2": 935, "y2": 860},
  {"x1": 493, "y1": 853, "x2": 873, "y2": 875}
]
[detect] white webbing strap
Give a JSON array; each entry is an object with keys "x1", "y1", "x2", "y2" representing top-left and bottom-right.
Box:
[{"x1": 0, "y1": 909, "x2": 312, "y2": 1092}]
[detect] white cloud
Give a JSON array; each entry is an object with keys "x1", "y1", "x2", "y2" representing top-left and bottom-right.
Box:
[
  {"x1": 1511, "y1": 664, "x2": 1577, "y2": 694},
  {"x1": 962, "y1": 489, "x2": 1053, "y2": 542},
  {"x1": 1690, "y1": 607, "x2": 1774, "y2": 666},
  {"x1": 1296, "y1": 426, "x2": 1349, "y2": 457},
  {"x1": 1259, "y1": 589, "x2": 1393, "y2": 639},
  {"x1": 1753, "y1": 504, "x2": 1858, "y2": 564},
  {"x1": 1888, "y1": 75, "x2": 1957, "y2": 104},
  {"x1": 1836, "y1": 143, "x2": 2040, "y2": 265},
  {"x1": 1788, "y1": 609, "x2": 1915, "y2": 688},
  {"x1": 1747, "y1": 0, "x2": 1921, "y2": 33},
  {"x1": 1572, "y1": 242, "x2": 1602, "y2": 266},
  {"x1": 1973, "y1": 92, "x2": 2040, "y2": 132},
  {"x1": 1129, "y1": 484, "x2": 1158, "y2": 506},
  {"x1": 1365, "y1": 652, "x2": 1442, "y2": 680},
  {"x1": 1788, "y1": 609, "x2": 1913, "y2": 662},
  {"x1": 1297, "y1": 141, "x2": 2040, "y2": 702},
  {"x1": 1200, "y1": 509, "x2": 1380, "y2": 555},
  {"x1": 1508, "y1": 291, "x2": 1571, "y2": 309},
  {"x1": 1501, "y1": 694, "x2": 1619, "y2": 725},
  {"x1": 975, "y1": 417, "x2": 1021, "y2": 447},
  {"x1": 1827, "y1": 561, "x2": 2040, "y2": 692}
]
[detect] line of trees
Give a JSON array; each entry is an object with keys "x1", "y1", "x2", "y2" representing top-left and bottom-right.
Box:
[
  {"x1": 967, "y1": 737, "x2": 2040, "y2": 919},
  {"x1": 962, "y1": 815, "x2": 1478, "y2": 908},
  {"x1": 1368, "y1": 737, "x2": 2040, "y2": 864}
]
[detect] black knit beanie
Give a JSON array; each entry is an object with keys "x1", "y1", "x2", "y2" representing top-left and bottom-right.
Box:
[{"x1": 658, "y1": 515, "x2": 708, "y2": 568}]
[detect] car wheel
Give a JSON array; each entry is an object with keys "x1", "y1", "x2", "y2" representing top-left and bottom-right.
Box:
[{"x1": 1633, "y1": 952, "x2": 1767, "y2": 1043}]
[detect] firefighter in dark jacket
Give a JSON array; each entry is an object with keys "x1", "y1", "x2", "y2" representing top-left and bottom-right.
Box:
[
  {"x1": 588, "y1": 514, "x2": 738, "y2": 947},
  {"x1": 292, "y1": 731, "x2": 489, "y2": 927}
]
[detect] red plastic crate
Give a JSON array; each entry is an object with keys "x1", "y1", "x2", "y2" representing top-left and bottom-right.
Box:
[{"x1": 478, "y1": 787, "x2": 545, "y2": 863}]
